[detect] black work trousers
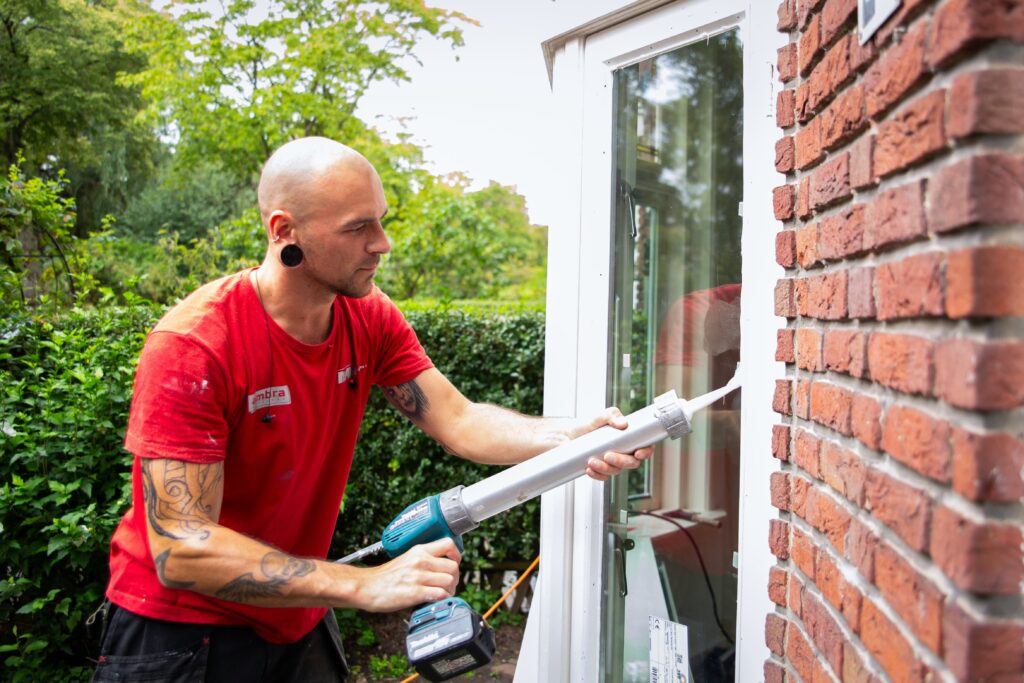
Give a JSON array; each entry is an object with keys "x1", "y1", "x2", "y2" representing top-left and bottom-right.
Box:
[{"x1": 91, "y1": 601, "x2": 348, "y2": 682}]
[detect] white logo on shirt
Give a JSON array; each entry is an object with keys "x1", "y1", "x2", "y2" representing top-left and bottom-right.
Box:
[
  {"x1": 337, "y1": 365, "x2": 367, "y2": 384},
  {"x1": 248, "y1": 385, "x2": 292, "y2": 413}
]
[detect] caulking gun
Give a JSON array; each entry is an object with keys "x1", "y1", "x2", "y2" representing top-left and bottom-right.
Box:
[{"x1": 334, "y1": 370, "x2": 742, "y2": 681}]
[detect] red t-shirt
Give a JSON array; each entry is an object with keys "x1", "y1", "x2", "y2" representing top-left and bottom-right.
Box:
[{"x1": 106, "y1": 269, "x2": 433, "y2": 643}]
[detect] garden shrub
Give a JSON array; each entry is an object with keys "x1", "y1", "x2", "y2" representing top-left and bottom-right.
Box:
[{"x1": 0, "y1": 300, "x2": 544, "y2": 679}]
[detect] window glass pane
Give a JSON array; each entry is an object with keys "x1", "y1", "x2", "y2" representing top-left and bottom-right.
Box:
[{"x1": 603, "y1": 28, "x2": 743, "y2": 683}]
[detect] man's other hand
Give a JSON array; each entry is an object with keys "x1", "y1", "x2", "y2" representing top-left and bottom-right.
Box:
[
  {"x1": 576, "y1": 407, "x2": 655, "y2": 481},
  {"x1": 355, "y1": 537, "x2": 461, "y2": 612}
]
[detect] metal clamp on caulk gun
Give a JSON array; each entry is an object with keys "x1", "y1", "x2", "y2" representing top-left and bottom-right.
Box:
[{"x1": 334, "y1": 369, "x2": 742, "y2": 681}]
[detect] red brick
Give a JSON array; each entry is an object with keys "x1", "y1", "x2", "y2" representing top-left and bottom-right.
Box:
[
  {"x1": 823, "y1": 329, "x2": 866, "y2": 377},
  {"x1": 810, "y1": 382, "x2": 853, "y2": 436},
  {"x1": 792, "y1": 526, "x2": 817, "y2": 578},
  {"x1": 842, "y1": 641, "x2": 875, "y2": 683},
  {"x1": 773, "y1": 184, "x2": 795, "y2": 220},
  {"x1": 864, "y1": 20, "x2": 928, "y2": 118},
  {"x1": 819, "y1": 85, "x2": 866, "y2": 152},
  {"x1": 927, "y1": 0, "x2": 1024, "y2": 68},
  {"x1": 847, "y1": 266, "x2": 875, "y2": 319},
  {"x1": 817, "y1": 550, "x2": 863, "y2": 634},
  {"x1": 778, "y1": 89, "x2": 796, "y2": 128},
  {"x1": 867, "y1": 332, "x2": 933, "y2": 396},
  {"x1": 764, "y1": 660, "x2": 787, "y2": 683},
  {"x1": 776, "y1": 136, "x2": 796, "y2": 174},
  {"x1": 846, "y1": 519, "x2": 877, "y2": 581},
  {"x1": 776, "y1": 328, "x2": 795, "y2": 363},
  {"x1": 796, "y1": 328, "x2": 823, "y2": 371},
  {"x1": 873, "y1": 0, "x2": 931, "y2": 46},
  {"x1": 874, "y1": 90, "x2": 947, "y2": 178},
  {"x1": 820, "y1": 440, "x2": 865, "y2": 505},
  {"x1": 864, "y1": 469, "x2": 932, "y2": 552},
  {"x1": 797, "y1": 0, "x2": 825, "y2": 29},
  {"x1": 775, "y1": 278, "x2": 796, "y2": 318},
  {"x1": 821, "y1": 0, "x2": 856, "y2": 45},
  {"x1": 778, "y1": 0, "x2": 797, "y2": 31},
  {"x1": 789, "y1": 573, "x2": 804, "y2": 618},
  {"x1": 796, "y1": 271, "x2": 848, "y2": 320},
  {"x1": 817, "y1": 204, "x2": 864, "y2": 260},
  {"x1": 849, "y1": 135, "x2": 874, "y2": 189},
  {"x1": 796, "y1": 175, "x2": 811, "y2": 218},
  {"x1": 932, "y1": 505, "x2": 1024, "y2": 594},
  {"x1": 773, "y1": 379, "x2": 793, "y2": 416},
  {"x1": 862, "y1": 599, "x2": 924, "y2": 683},
  {"x1": 770, "y1": 518, "x2": 791, "y2": 559},
  {"x1": 795, "y1": 222, "x2": 819, "y2": 268},
  {"x1": 799, "y1": 15, "x2": 822, "y2": 76},
  {"x1": 772, "y1": 424, "x2": 792, "y2": 462},
  {"x1": 875, "y1": 252, "x2": 945, "y2": 321},
  {"x1": 795, "y1": 81, "x2": 812, "y2": 123},
  {"x1": 805, "y1": 35, "x2": 853, "y2": 114},
  {"x1": 875, "y1": 543, "x2": 943, "y2": 652},
  {"x1": 863, "y1": 179, "x2": 927, "y2": 250},
  {"x1": 769, "y1": 565, "x2": 789, "y2": 605},
  {"x1": 791, "y1": 475, "x2": 811, "y2": 518},
  {"x1": 928, "y1": 153, "x2": 1024, "y2": 233},
  {"x1": 776, "y1": 230, "x2": 796, "y2": 269},
  {"x1": 951, "y1": 428, "x2": 1024, "y2": 503},
  {"x1": 949, "y1": 68, "x2": 1024, "y2": 138},
  {"x1": 766, "y1": 613, "x2": 787, "y2": 656},
  {"x1": 935, "y1": 339, "x2": 1024, "y2": 410},
  {"x1": 795, "y1": 428, "x2": 822, "y2": 478},
  {"x1": 802, "y1": 592, "x2": 845, "y2": 676},
  {"x1": 771, "y1": 471, "x2": 791, "y2": 511},
  {"x1": 786, "y1": 621, "x2": 816, "y2": 683},
  {"x1": 881, "y1": 405, "x2": 951, "y2": 483},
  {"x1": 850, "y1": 393, "x2": 882, "y2": 450},
  {"x1": 779, "y1": 43, "x2": 798, "y2": 82},
  {"x1": 943, "y1": 602, "x2": 1024, "y2": 681},
  {"x1": 794, "y1": 379, "x2": 811, "y2": 420},
  {"x1": 849, "y1": 30, "x2": 877, "y2": 72},
  {"x1": 809, "y1": 153, "x2": 851, "y2": 210},
  {"x1": 947, "y1": 245, "x2": 1024, "y2": 318},
  {"x1": 804, "y1": 486, "x2": 852, "y2": 553},
  {"x1": 795, "y1": 118, "x2": 823, "y2": 170}
]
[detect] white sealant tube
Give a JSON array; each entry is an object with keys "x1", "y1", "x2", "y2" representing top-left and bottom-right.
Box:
[{"x1": 459, "y1": 370, "x2": 742, "y2": 525}]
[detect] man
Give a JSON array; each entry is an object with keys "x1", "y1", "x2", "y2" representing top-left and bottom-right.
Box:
[{"x1": 93, "y1": 137, "x2": 652, "y2": 682}]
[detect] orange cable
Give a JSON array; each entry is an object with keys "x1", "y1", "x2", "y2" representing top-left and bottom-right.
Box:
[{"x1": 398, "y1": 555, "x2": 541, "y2": 683}]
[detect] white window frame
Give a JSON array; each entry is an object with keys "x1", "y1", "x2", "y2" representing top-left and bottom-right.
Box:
[{"x1": 518, "y1": 2, "x2": 786, "y2": 681}]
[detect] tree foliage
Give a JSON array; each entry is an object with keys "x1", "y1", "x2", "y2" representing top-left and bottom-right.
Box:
[
  {"x1": 122, "y1": 0, "x2": 471, "y2": 189},
  {"x1": 0, "y1": 0, "x2": 158, "y2": 233}
]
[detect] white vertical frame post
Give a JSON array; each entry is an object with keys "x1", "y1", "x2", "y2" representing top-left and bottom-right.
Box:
[{"x1": 535, "y1": 1, "x2": 787, "y2": 680}]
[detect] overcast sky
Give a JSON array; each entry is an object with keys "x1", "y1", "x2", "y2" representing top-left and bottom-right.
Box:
[{"x1": 357, "y1": 1, "x2": 574, "y2": 227}]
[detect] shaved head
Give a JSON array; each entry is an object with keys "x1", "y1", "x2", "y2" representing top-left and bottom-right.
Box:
[{"x1": 257, "y1": 137, "x2": 374, "y2": 225}]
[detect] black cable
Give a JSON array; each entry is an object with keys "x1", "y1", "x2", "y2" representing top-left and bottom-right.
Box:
[{"x1": 631, "y1": 510, "x2": 735, "y2": 646}]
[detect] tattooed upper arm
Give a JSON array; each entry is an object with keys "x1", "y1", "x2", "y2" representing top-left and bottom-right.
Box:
[
  {"x1": 140, "y1": 458, "x2": 224, "y2": 542},
  {"x1": 381, "y1": 379, "x2": 430, "y2": 421}
]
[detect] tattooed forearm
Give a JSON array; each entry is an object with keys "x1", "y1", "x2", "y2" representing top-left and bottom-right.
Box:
[
  {"x1": 382, "y1": 380, "x2": 429, "y2": 420},
  {"x1": 141, "y1": 459, "x2": 223, "y2": 541},
  {"x1": 214, "y1": 551, "x2": 316, "y2": 603},
  {"x1": 153, "y1": 549, "x2": 195, "y2": 589}
]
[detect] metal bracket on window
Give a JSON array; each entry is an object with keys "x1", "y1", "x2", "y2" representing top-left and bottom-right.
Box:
[
  {"x1": 619, "y1": 179, "x2": 638, "y2": 239},
  {"x1": 615, "y1": 536, "x2": 636, "y2": 597}
]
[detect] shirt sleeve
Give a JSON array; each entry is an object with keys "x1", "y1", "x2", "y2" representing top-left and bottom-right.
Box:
[
  {"x1": 123, "y1": 331, "x2": 231, "y2": 463},
  {"x1": 371, "y1": 295, "x2": 434, "y2": 387}
]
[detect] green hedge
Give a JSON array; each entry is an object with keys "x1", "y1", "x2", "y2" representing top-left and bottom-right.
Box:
[{"x1": 0, "y1": 302, "x2": 544, "y2": 679}]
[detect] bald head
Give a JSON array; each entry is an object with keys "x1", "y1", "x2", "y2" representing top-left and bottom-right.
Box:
[{"x1": 257, "y1": 137, "x2": 375, "y2": 225}]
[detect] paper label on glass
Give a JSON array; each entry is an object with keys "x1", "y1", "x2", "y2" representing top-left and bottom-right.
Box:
[{"x1": 648, "y1": 616, "x2": 688, "y2": 683}]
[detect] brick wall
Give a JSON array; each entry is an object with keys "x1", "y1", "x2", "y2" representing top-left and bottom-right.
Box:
[{"x1": 768, "y1": 0, "x2": 1024, "y2": 681}]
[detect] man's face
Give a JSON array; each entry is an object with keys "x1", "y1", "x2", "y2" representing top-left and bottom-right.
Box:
[{"x1": 295, "y1": 162, "x2": 391, "y2": 298}]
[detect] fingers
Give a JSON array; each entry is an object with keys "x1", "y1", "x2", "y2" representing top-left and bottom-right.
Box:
[
  {"x1": 422, "y1": 536, "x2": 462, "y2": 564},
  {"x1": 357, "y1": 539, "x2": 462, "y2": 612},
  {"x1": 585, "y1": 445, "x2": 655, "y2": 481}
]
